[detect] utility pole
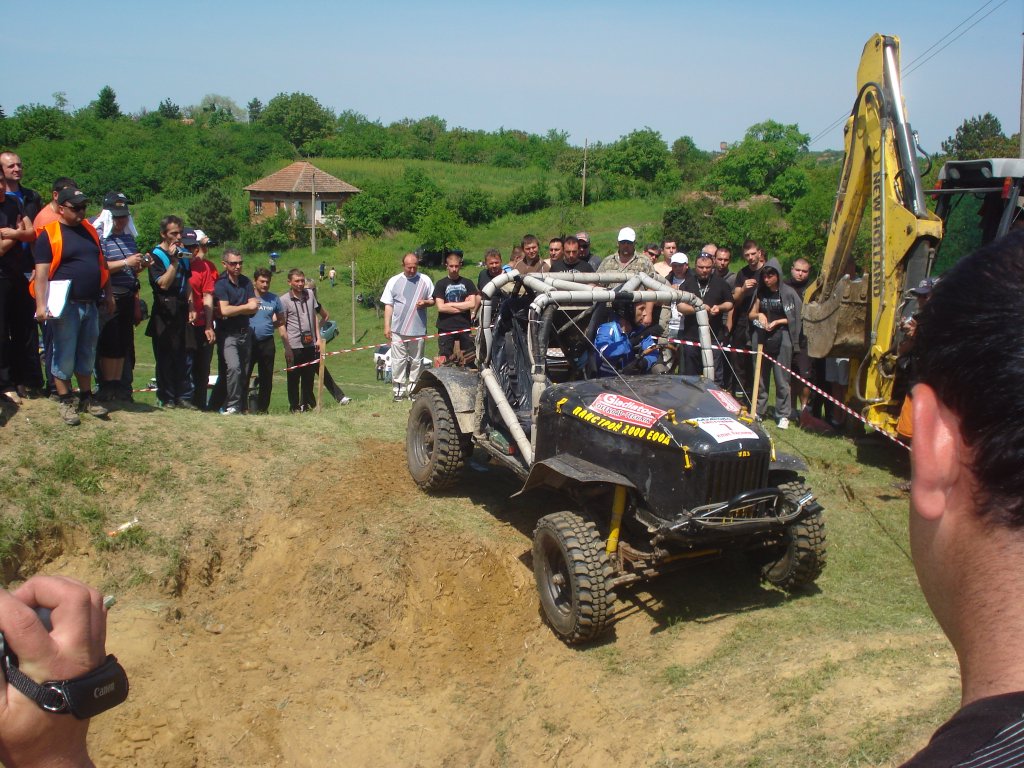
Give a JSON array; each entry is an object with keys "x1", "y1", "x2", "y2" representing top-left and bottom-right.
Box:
[
  {"x1": 350, "y1": 258, "x2": 356, "y2": 345},
  {"x1": 310, "y1": 169, "x2": 317, "y2": 254},
  {"x1": 581, "y1": 138, "x2": 588, "y2": 208},
  {"x1": 1019, "y1": 32, "x2": 1024, "y2": 158}
]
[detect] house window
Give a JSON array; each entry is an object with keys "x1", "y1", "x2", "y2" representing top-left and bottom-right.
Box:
[
  {"x1": 319, "y1": 200, "x2": 329, "y2": 216},
  {"x1": 274, "y1": 200, "x2": 285, "y2": 212},
  {"x1": 253, "y1": 199, "x2": 263, "y2": 215},
  {"x1": 294, "y1": 200, "x2": 304, "y2": 219}
]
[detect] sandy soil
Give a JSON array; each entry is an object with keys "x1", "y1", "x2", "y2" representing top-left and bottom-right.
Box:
[{"x1": 29, "y1": 436, "x2": 954, "y2": 768}]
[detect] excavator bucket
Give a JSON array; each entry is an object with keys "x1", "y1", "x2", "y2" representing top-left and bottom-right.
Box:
[{"x1": 802, "y1": 276, "x2": 869, "y2": 360}]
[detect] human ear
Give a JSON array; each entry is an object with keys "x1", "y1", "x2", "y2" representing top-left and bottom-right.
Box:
[{"x1": 910, "y1": 383, "x2": 963, "y2": 522}]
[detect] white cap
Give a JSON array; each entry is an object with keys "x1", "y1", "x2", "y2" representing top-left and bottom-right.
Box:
[
  {"x1": 193, "y1": 229, "x2": 208, "y2": 243},
  {"x1": 670, "y1": 253, "x2": 689, "y2": 265},
  {"x1": 617, "y1": 227, "x2": 636, "y2": 243}
]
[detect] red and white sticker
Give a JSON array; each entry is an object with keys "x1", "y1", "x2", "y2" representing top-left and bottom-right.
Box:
[
  {"x1": 589, "y1": 393, "x2": 666, "y2": 428},
  {"x1": 708, "y1": 389, "x2": 742, "y2": 414},
  {"x1": 694, "y1": 417, "x2": 757, "y2": 443}
]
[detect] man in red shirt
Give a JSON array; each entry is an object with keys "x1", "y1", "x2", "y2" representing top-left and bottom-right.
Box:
[{"x1": 183, "y1": 228, "x2": 217, "y2": 409}]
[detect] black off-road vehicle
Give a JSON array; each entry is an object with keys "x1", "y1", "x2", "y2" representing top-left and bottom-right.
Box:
[{"x1": 406, "y1": 271, "x2": 825, "y2": 643}]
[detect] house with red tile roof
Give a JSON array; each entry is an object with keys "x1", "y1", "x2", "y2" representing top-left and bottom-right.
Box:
[{"x1": 244, "y1": 161, "x2": 361, "y2": 226}]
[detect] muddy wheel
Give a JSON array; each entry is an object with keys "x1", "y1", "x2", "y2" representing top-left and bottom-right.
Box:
[
  {"x1": 762, "y1": 482, "x2": 826, "y2": 591},
  {"x1": 532, "y1": 511, "x2": 613, "y2": 644},
  {"x1": 406, "y1": 386, "x2": 466, "y2": 491}
]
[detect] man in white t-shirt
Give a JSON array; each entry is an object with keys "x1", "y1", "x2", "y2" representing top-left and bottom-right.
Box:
[{"x1": 381, "y1": 253, "x2": 434, "y2": 401}]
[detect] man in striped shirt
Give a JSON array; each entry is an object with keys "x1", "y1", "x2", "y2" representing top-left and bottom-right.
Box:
[
  {"x1": 381, "y1": 253, "x2": 434, "y2": 402},
  {"x1": 899, "y1": 230, "x2": 1024, "y2": 767}
]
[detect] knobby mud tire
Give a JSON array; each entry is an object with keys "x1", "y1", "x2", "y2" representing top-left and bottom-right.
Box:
[
  {"x1": 762, "y1": 481, "x2": 827, "y2": 591},
  {"x1": 406, "y1": 387, "x2": 466, "y2": 491},
  {"x1": 532, "y1": 511, "x2": 614, "y2": 644}
]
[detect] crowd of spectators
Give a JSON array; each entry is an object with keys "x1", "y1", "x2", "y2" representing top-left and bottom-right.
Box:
[{"x1": 2, "y1": 153, "x2": 860, "y2": 431}]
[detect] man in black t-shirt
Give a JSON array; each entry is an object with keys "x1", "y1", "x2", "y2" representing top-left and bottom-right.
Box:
[
  {"x1": 433, "y1": 251, "x2": 479, "y2": 362},
  {"x1": 730, "y1": 239, "x2": 766, "y2": 405},
  {"x1": 897, "y1": 232, "x2": 1024, "y2": 767},
  {"x1": 548, "y1": 236, "x2": 594, "y2": 274},
  {"x1": 679, "y1": 252, "x2": 733, "y2": 383}
]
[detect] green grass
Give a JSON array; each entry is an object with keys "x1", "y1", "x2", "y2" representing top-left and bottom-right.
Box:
[{"x1": 308, "y1": 156, "x2": 554, "y2": 197}]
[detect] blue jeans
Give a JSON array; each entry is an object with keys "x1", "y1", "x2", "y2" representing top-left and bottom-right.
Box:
[{"x1": 50, "y1": 302, "x2": 99, "y2": 382}]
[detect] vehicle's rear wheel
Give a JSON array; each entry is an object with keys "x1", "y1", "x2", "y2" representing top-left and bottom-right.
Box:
[
  {"x1": 406, "y1": 386, "x2": 466, "y2": 491},
  {"x1": 762, "y1": 482, "x2": 826, "y2": 591},
  {"x1": 532, "y1": 511, "x2": 613, "y2": 644}
]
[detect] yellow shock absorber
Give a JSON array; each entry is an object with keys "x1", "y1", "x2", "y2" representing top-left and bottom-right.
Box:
[{"x1": 607, "y1": 485, "x2": 627, "y2": 555}]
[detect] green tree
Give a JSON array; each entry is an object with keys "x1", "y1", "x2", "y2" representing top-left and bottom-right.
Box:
[
  {"x1": 601, "y1": 128, "x2": 673, "y2": 183},
  {"x1": 94, "y1": 86, "x2": 120, "y2": 120},
  {"x1": 157, "y1": 99, "x2": 181, "y2": 119},
  {"x1": 261, "y1": 92, "x2": 335, "y2": 152},
  {"x1": 186, "y1": 187, "x2": 238, "y2": 244},
  {"x1": 414, "y1": 200, "x2": 466, "y2": 254},
  {"x1": 247, "y1": 98, "x2": 263, "y2": 123},
  {"x1": 708, "y1": 120, "x2": 809, "y2": 196},
  {"x1": 941, "y1": 113, "x2": 1016, "y2": 159},
  {"x1": 340, "y1": 193, "x2": 386, "y2": 237},
  {"x1": 671, "y1": 135, "x2": 711, "y2": 182},
  {"x1": 197, "y1": 94, "x2": 244, "y2": 122}
]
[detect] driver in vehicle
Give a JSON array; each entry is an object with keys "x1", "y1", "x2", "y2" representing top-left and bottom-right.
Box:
[{"x1": 594, "y1": 301, "x2": 664, "y2": 377}]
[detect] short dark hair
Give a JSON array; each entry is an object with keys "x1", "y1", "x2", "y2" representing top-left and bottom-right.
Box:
[
  {"x1": 521, "y1": 235, "x2": 539, "y2": 248},
  {"x1": 913, "y1": 230, "x2": 1024, "y2": 527},
  {"x1": 52, "y1": 177, "x2": 77, "y2": 192},
  {"x1": 253, "y1": 267, "x2": 272, "y2": 280},
  {"x1": 288, "y1": 268, "x2": 305, "y2": 280},
  {"x1": 484, "y1": 248, "x2": 502, "y2": 261},
  {"x1": 160, "y1": 215, "x2": 183, "y2": 235},
  {"x1": 549, "y1": 237, "x2": 563, "y2": 246},
  {"x1": 562, "y1": 236, "x2": 579, "y2": 248},
  {"x1": 742, "y1": 239, "x2": 761, "y2": 252}
]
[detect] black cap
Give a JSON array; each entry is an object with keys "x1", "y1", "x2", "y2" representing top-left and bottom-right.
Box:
[
  {"x1": 57, "y1": 188, "x2": 88, "y2": 207},
  {"x1": 181, "y1": 228, "x2": 200, "y2": 247}
]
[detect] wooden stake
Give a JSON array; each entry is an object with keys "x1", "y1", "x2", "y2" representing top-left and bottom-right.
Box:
[
  {"x1": 749, "y1": 342, "x2": 764, "y2": 419},
  {"x1": 316, "y1": 347, "x2": 326, "y2": 413}
]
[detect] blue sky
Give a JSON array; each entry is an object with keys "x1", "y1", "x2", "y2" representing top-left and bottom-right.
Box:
[{"x1": 7, "y1": 0, "x2": 1021, "y2": 152}]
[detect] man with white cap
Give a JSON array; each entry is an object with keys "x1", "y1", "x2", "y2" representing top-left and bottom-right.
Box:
[{"x1": 598, "y1": 226, "x2": 665, "y2": 325}]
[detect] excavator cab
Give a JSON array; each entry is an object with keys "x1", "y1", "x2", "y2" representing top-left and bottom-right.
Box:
[{"x1": 930, "y1": 159, "x2": 1024, "y2": 272}]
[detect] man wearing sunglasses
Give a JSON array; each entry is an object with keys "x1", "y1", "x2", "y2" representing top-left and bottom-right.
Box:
[
  {"x1": 212, "y1": 248, "x2": 258, "y2": 415},
  {"x1": 32, "y1": 189, "x2": 113, "y2": 426}
]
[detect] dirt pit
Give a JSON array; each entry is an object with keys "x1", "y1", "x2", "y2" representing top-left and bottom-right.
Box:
[{"x1": 37, "y1": 437, "x2": 952, "y2": 767}]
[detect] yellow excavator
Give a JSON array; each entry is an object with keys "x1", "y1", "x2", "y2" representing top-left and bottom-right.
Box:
[{"x1": 802, "y1": 33, "x2": 1024, "y2": 437}]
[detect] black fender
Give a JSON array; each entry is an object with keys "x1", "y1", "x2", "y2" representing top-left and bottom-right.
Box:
[
  {"x1": 413, "y1": 368, "x2": 479, "y2": 435},
  {"x1": 513, "y1": 454, "x2": 636, "y2": 498}
]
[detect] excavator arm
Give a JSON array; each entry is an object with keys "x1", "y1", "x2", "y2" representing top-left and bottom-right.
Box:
[{"x1": 802, "y1": 33, "x2": 943, "y2": 436}]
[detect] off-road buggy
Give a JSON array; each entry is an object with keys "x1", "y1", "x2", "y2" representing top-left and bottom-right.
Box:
[{"x1": 406, "y1": 271, "x2": 825, "y2": 643}]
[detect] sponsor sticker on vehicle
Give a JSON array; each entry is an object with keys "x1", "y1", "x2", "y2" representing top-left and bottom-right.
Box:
[
  {"x1": 693, "y1": 417, "x2": 757, "y2": 443},
  {"x1": 708, "y1": 389, "x2": 742, "y2": 414},
  {"x1": 589, "y1": 393, "x2": 666, "y2": 428}
]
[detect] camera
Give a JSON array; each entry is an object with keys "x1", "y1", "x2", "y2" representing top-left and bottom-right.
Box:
[{"x1": 140, "y1": 253, "x2": 154, "y2": 267}]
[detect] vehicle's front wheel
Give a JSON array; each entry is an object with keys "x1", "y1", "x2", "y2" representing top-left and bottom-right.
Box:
[
  {"x1": 406, "y1": 387, "x2": 466, "y2": 491},
  {"x1": 762, "y1": 482, "x2": 826, "y2": 591},
  {"x1": 532, "y1": 511, "x2": 614, "y2": 644}
]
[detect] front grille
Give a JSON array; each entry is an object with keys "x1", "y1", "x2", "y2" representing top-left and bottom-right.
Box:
[{"x1": 702, "y1": 453, "x2": 770, "y2": 505}]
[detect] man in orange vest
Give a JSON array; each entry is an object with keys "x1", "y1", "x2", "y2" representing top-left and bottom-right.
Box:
[{"x1": 32, "y1": 188, "x2": 113, "y2": 426}]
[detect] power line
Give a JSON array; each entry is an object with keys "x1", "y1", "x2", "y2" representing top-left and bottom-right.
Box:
[{"x1": 808, "y1": 0, "x2": 1009, "y2": 147}]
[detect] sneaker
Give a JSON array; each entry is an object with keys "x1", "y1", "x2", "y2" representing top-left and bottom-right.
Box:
[
  {"x1": 80, "y1": 395, "x2": 109, "y2": 418},
  {"x1": 2, "y1": 390, "x2": 22, "y2": 405},
  {"x1": 176, "y1": 400, "x2": 199, "y2": 410},
  {"x1": 777, "y1": 417, "x2": 790, "y2": 430},
  {"x1": 160, "y1": 400, "x2": 177, "y2": 409},
  {"x1": 58, "y1": 399, "x2": 81, "y2": 426},
  {"x1": 219, "y1": 406, "x2": 240, "y2": 415},
  {"x1": 393, "y1": 394, "x2": 404, "y2": 402},
  {"x1": 338, "y1": 396, "x2": 351, "y2": 405}
]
